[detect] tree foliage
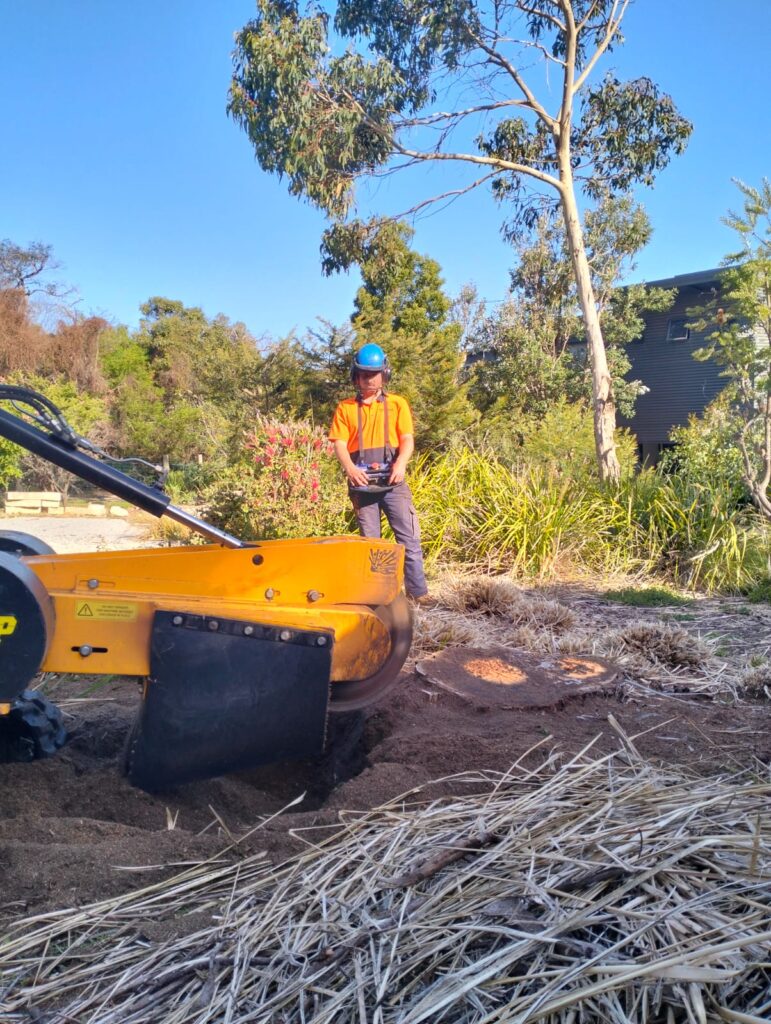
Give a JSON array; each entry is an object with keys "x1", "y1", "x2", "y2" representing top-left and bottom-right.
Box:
[
  {"x1": 332, "y1": 220, "x2": 475, "y2": 445},
  {"x1": 229, "y1": 0, "x2": 692, "y2": 481},
  {"x1": 229, "y1": 1, "x2": 689, "y2": 221},
  {"x1": 689, "y1": 178, "x2": 771, "y2": 518},
  {"x1": 466, "y1": 195, "x2": 674, "y2": 423}
]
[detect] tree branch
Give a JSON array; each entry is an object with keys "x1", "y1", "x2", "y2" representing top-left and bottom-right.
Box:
[
  {"x1": 391, "y1": 138, "x2": 562, "y2": 190},
  {"x1": 572, "y1": 0, "x2": 629, "y2": 94},
  {"x1": 576, "y1": 0, "x2": 603, "y2": 32},
  {"x1": 394, "y1": 99, "x2": 530, "y2": 129},
  {"x1": 518, "y1": 3, "x2": 566, "y2": 33},
  {"x1": 466, "y1": 25, "x2": 557, "y2": 128},
  {"x1": 556, "y1": 0, "x2": 577, "y2": 133},
  {"x1": 393, "y1": 172, "x2": 501, "y2": 219}
]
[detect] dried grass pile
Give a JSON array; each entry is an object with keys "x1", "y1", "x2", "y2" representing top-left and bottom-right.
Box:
[
  {"x1": 600, "y1": 622, "x2": 711, "y2": 671},
  {"x1": 413, "y1": 575, "x2": 743, "y2": 702},
  {"x1": 737, "y1": 665, "x2": 771, "y2": 702},
  {"x1": 413, "y1": 575, "x2": 576, "y2": 658},
  {"x1": 2, "y1": 735, "x2": 769, "y2": 1023},
  {"x1": 440, "y1": 575, "x2": 576, "y2": 630}
]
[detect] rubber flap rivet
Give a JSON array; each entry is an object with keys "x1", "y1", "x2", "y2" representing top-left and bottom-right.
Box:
[
  {"x1": 317, "y1": 636, "x2": 328, "y2": 646},
  {"x1": 244, "y1": 625, "x2": 254, "y2": 636},
  {"x1": 208, "y1": 620, "x2": 219, "y2": 631},
  {"x1": 280, "y1": 630, "x2": 291, "y2": 641},
  {"x1": 172, "y1": 615, "x2": 184, "y2": 626},
  {"x1": 265, "y1": 588, "x2": 275, "y2": 600},
  {"x1": 307, "y1": 590, "x2": 322, "y2": 602}
]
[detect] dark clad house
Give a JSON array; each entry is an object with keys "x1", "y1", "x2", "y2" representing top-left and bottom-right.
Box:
[{"x1": 619, "y1": 268, "x2": 725, "y2": 464}]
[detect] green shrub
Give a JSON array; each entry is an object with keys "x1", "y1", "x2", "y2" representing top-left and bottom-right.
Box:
[
  {"x1": 660, "y1": 398, "x2": 747, "y2": 497},
  {"x1": 745, "y1": 578, "x2": 771, "y2": 604},
  {"x1": 202, "y1": 417, "x2": 350, "y2": 541},
  {"x1": 0, "y1": 437, "x2": 23, "y2": 488}
]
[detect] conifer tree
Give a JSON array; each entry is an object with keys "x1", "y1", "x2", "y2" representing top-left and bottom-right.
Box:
[{"x1": 327, "y1": 221, "x2": 475, "y2": 446}]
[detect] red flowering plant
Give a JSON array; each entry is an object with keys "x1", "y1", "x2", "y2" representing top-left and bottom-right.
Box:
[{"x1": 203, "y1": 416, "x2": 350, "y2": 540}]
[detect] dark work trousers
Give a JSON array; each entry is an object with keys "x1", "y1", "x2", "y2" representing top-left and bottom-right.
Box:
[{"x1": 349, "y1": 482, "x2": 428, "y2": 598}]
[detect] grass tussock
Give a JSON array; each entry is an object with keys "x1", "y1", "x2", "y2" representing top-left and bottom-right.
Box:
[
  {"x1": 738, "y1": 665, "x2": 771, "y2": 702},
  {"x1": 438, "y1": 574, "x2": 575, "y2": 630},
  {"x1": 601, "y1": 621, "x2": 712, "y2": 671}
]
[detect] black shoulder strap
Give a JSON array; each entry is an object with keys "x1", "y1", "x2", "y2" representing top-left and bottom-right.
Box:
[
  {"x1": 356, "y1": 398, "x2": 364, "y2": 464},
  {"x1": 382, "y1": 393, "x2": 390, "y2": 463}
]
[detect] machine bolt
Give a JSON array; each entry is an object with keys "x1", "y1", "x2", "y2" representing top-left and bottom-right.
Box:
[
  {"x1": 307, "y1": 590, "x2": 322, "y2": 602},
  {"x1": 244, "y1": 625, "x2": 254, "y2": 636},
  {"x1": 316, "y1": 636, "x2": 328, "y2": 647},
  {"x1": 280, "y1": 629, "x2": 291, "y2": 641},
  {"x1": 87, "y1": 579, "x2": 99, "y2": 590},
  {"x1": 172, "y1": 615, "x2": 184, "y2": 626},
  {"x1": 252, "y1": 553, "x2": 264, "y2": 565},
  {"x1": 78, "y1": 645, "x2": 93, "y2": 658},
  {"x1": 208, "y1": 620, "x2": 219, "y2": 631},
  {"x1": 265, "y1": 588, "x2": 275, "y2": 600}
]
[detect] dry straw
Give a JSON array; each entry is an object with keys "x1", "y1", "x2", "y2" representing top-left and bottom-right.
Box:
[{"x1": 1, "y1": 730, "x2": 769, "y2": 1023}]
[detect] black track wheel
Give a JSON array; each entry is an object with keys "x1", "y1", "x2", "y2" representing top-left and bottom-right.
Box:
[
  {"x1": 0, "y1": 531, "x2": 56, "y2": 557},
  {"x1": 0, "y1": 689, "x2": 68, "y2": 763}
]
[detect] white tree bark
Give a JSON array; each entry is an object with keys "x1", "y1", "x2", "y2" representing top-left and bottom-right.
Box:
[{"x1": 559, "y1": 176, "x2": 622, "y2": 483}]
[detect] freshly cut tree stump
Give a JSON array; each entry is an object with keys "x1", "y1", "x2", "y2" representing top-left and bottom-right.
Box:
[{"x1": 416, "y1": 646, "x2": 618, "y2": 709}]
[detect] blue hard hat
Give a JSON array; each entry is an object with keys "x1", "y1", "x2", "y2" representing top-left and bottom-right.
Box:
[
  {"x1": 353, "y1": 343, "x2": 388, "y2": 372},
  {"x1": 351, "y1": 343, "x2": 391, "y2": 383}
]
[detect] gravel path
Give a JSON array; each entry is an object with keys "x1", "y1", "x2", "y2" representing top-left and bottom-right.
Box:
[{"x1": 0, "y1": 515, "x2": 157, "y2": 553}]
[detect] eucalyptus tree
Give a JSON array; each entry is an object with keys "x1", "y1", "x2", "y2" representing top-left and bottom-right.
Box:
[{"x1": 229, "y1": 0, "x2": 691, "y2": 481}]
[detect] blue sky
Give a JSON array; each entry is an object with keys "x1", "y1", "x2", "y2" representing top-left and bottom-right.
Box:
[{"x1": 1, "y1": 1, "x2": 769, "y2": 341}]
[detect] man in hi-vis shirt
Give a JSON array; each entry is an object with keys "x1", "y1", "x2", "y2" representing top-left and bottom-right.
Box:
[{"x1": 328, "y1": 343, "x2": 431, "y2": 605}]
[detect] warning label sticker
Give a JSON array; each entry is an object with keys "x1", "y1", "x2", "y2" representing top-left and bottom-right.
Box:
[{"x1": 75, "y1": 601, "x2": 138, "y2": 622}]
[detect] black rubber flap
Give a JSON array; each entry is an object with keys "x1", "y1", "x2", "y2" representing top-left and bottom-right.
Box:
[
  {"x1": 0, "y1": 553, "x2": 54, "y2": 701},
  {"x1": 126, "y1": 610, "x2": 332, "y2": 791}
]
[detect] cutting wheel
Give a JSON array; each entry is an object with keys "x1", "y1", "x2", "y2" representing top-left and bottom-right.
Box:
[{"x1": 329, "y1": 593, "x2": 413, "y2": 712}]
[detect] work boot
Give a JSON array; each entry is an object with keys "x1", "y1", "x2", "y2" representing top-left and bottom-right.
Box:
[{"x1": 409, "y1": 593, "x2": 439, "y2": 610}]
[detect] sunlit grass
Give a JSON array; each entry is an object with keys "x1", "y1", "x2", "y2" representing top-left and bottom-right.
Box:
[
  {"x1": 602, "y1": 586, "x2": 695, "y2": 608},
  {"x1": 407, "y1": 448, "x2": 771, "y2": 594}
]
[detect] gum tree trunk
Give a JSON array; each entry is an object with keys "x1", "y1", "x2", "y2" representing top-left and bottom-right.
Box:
[{"x1": 559, "y1": 164, "x2": 622, "y2": 484}]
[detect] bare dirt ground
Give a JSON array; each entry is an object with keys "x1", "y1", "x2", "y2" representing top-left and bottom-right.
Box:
[{"x1": 1, "y1": 516, "x2": 769, "y2": 928}]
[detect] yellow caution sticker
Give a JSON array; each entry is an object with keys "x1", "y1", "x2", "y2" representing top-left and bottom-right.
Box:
[
  {"x1": 0, "y1": 615, "x2": 17, "y2": 636},
  {"x1": 75, "y1": 600, "x2": 138, "y2": 622}
]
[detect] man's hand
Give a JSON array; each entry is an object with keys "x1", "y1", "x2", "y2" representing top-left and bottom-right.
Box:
[
  {"x1": 389, "y1": 457, "x2": 408, "y2": 485},
  {"x1": 346, "y1": 464, "x2": 370, "y2": 488}
]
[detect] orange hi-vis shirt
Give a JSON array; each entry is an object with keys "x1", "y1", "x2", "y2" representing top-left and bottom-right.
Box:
[{"x1": 328, "y1": 393, "x2": 414, "y2": 464}]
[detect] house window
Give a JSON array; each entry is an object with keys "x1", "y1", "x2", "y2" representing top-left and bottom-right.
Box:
[{"x1": 666, "y1": 317, "x2": 690, "y2": 342}]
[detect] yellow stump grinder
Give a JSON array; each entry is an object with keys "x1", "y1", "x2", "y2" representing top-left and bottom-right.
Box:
[{"x1": 0, "y1": 386, "x2": 412, "y2": 790}]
